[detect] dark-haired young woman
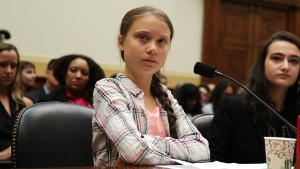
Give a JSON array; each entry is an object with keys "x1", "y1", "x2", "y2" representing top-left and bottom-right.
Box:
[
  {"x1": 92, "y1": 6, "x2": 209, "y2": 166},
  {"x1": 49, "y1": 54, "x2": 105, "y2": 107},
  {"x1": 210, "y1": 31, "x2": 300, "y2": 163}
]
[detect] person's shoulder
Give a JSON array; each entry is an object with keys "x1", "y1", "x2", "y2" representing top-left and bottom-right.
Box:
[
  {"x1": 25, "y1": 87, "x2": 44, "y2": 102},
  {"x1": 95, "y1": 77, "x2": 119, "y2": 89},
  {"x1": 22, "y1": 96, "x2": 33, "y2": 107},
  {"x1": 215, "y1": 94, "x2": 244, "y2": 116}
]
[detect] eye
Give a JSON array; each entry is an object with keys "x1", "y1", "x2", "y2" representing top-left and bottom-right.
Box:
[
  {"x1": 158, "y1": 38, "x2": 166, "y2": 45},
  {"x1": 81, "y1": 70, "x2": 89, "y2": 76},
  {"x1": 69, "y1": 67, "x2": 78, "y2": 73},
  {"x1": 270, "y1": 54, "x2": 283, "y2": 62},
  {"x1": 288, "y1": 56, "x2": 300, "y2": 65},
  {"x1": 10, "y1": 63, "x2": 17, "y2": 69},
  {"x1": 0, "y1": 62, "x2": 8, "y2": 67},
  {"x1": 0, "y1": 62, "x2": 17, "y2": 68},
  {"x1": 138, "y1": 34, "x2": 148, "y2": 41}
]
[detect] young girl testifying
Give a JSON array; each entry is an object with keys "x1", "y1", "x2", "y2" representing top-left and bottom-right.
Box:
[{"x1": 92, "y1": 6, "x2": 209, "y2": 166}]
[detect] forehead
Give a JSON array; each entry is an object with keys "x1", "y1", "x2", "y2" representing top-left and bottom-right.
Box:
[
  {"x1": 0, "y1": 50, "x2": 18, "y2": 62},
  {"x1": 267, "y1": 40, "x2": 300, "y2": 56},
  {"x1": 22, "y1": 66, "x2": 35, "y2": 71},
  {"x1": 69, "y1": 58, "x2": 89, "y2": 68},
  {"x1": 128, "y1": 14, "x2": 171, "y2": 36}
]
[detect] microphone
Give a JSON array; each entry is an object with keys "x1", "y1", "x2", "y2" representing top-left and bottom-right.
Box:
[
  {"x1": 0, "y1": 30, "x2": 11, "y2": 41},
  {"x1": 194, "y1": 62, "x2": 296, "y2": 133}
]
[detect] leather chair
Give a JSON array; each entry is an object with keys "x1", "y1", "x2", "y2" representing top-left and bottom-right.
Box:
[
  {"x1": 11, "y1": 102, "x2": 94, "y2": 168},
  {"x1": 191, "y1": 113, "x2": 214, "y2": 139}
]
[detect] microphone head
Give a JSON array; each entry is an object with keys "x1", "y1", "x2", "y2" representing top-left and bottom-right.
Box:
[
  {"x1": 0, "y1": 30, "x2": 11, "y2": 40},
  {"x1": 193, "y1": 62, "x2": 217, "y2": 78}
]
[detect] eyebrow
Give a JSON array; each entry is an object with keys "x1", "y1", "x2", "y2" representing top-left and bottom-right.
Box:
[
  {"x1": 270, "y1": 52, "x2": 300, "y2": 58},
  {"x1": 134, "y1": 30, "x2": 170, "y2": 38}
]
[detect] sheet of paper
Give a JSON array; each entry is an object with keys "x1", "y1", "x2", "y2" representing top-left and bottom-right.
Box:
[{"x1": 157, "y1": 160, "x2": 268, "y2": 169}]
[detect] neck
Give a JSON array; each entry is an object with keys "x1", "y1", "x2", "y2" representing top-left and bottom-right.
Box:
[
  {"x1": 21, "y1": 85, "x2": 29, "y2": 93},
  {"x1": 66, "y1": 87, "x2": 85, "y2": 98},
  {"x1": 268, "y1": 86, "x2": 287, "y2": 111},
  {"x1": 125, "y1": 70, "x2": 152, "y2": 95},
  {"x1": 0, "y1": 86, "x2": 10, "y2": 96}
]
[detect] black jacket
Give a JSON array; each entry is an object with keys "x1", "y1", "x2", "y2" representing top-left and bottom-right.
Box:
[{"x1": 209, "y1": 94, "x2": 298, "y2": 163}]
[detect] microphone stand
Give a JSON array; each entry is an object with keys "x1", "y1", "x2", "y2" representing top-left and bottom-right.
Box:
[{"x1": 215, "y1": 71, "x2": 296, "y2": 133}]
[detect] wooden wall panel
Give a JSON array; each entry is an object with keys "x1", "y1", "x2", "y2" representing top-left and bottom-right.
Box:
[{"x1": 202, "y1": 0, "x2": 300, "y2": 84}]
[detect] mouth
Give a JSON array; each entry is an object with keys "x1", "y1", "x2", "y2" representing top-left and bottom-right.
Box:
[
  {"x1": 3, "y1": 76, "x2": 13, "y2": 81},
  {"x1": 142, "y1": 59, "x2": 157, "y2": 64},
  {"x1": 277, "y1": 74, "x2": 291, "y2": 79},
  {"x1": 72, "y1": 81, "x2": 81, "y2": 88}
]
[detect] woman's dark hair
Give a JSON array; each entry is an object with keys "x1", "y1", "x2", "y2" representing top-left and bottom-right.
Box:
[
  {"x1": 119, "y1": 6, "x2": 177, "y2": 138},
  {"x1": 54, "y1": 54, "x2": 105, "y2": 98},
  {"x1": 47, "y1": 58, "x2": 58, "y2": 70},
  {"x1": 175, "y1": 83, "x2": 202, "y2": 116},
  {"x1": 210, "y1": 79, "x2": 235, "y2": 112},
  {"x1": 244, "y1": 31, "x2": 300, "y2": 126}
]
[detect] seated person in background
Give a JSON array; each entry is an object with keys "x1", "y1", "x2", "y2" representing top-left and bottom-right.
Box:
[
  {"x1": 209, "y1": 31, "x2": 300, "y2": 163},
  {"x1": 207, "y1": 82, "x2": 215, "y2": 93},
  {"x1": 0, "y1": 43, "x2": 31, "y2": 160},
  {"x1": 26, "y1": 58, "x2": 60, "y2": 103},
  {"x1": 19, "y1": 61, "x2": 36, "y2": 94},
  {"x1": 175, "y1": 83, "x2": 202, "y2": 118},
  {"x1": 198, "y1": 83, "x2": 211, "y2": 106},
  {"x1": 202, "y1": 79, "x2": 235, "y2": 114},
  {"x1": 92, "y1": 6, "x2": 209, "y2": 166},
  {"x1": 48, "y1": 54, "x2": 105, "y2": 107}
]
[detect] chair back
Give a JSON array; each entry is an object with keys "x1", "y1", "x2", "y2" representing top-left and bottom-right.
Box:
[
  {"x1": 12, "y1": 102, "x2": 94, "y2": 168},
  {"x1": 191, "y1": 113, "x2": 214, "y2": 139}
]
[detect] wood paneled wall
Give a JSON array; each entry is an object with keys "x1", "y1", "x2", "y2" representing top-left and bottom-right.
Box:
[{"x1": 202, "y1": 0, "x2": 300, "y2": 84}]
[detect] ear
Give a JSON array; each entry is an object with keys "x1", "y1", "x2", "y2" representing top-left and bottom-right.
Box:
[{"x1": 118, "y1": 35, "x2": 124, "y2": 51}]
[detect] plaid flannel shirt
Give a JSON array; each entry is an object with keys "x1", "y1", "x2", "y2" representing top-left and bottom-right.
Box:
[{"x1": 92, "y1": 74, "x2": 210, "y2": 166}]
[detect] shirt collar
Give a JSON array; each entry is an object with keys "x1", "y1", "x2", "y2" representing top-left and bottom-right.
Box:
[{"x1": 116, "y1": 73, "x2": 143, "y2": 98}]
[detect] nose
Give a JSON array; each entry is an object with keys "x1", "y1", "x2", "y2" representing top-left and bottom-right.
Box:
[
  {"x1": 146, "y1": 41, "x2": 158, "y2": 55},
  {"x1": 281, "y1": 59, "x2": 289, "y2": 71},
  {"x1": 4, "y1": 65, "x2": 13, "y2": 73},
  {"x1": 74, "y1": 71, "x2": 83, "y2": 78}
]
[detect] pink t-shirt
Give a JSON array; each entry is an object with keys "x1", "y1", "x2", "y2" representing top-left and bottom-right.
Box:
[{"x1": 145, "y1": 107, "x2": 168, "y2": 138}]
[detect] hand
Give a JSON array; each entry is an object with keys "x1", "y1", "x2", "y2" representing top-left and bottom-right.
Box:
[{"x1": 0, "y1": 146, "x2": 11, "y2": 160}]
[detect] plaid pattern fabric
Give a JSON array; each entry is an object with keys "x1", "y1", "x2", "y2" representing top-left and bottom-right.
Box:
[{"x1": 92, "y1": 74, "x2": 210, "y2": 166}]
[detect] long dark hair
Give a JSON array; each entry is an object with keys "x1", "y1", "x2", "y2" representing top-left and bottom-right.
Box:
[
  {"x1": 210, "y1": 79, "x2": 235, "y2": 113},
  {"x1": 175, "y1": 83, "x2": 202, "y2": 116},
  {"x1": 54, "y1": 54, "x2": 105, "y2": 99},
  {"x1": 244, "y1": 31, "x2": 300, "y2": 126},
  {"x1": 119, "y1": 6, "x2": 177, "y2": 138}
]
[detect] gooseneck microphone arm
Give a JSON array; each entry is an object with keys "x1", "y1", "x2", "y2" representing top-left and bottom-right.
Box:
[{"x1": 194, "y1": 62, "x2": 296, "y2": 133}]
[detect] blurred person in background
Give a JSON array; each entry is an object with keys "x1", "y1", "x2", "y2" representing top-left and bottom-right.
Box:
[
  {"x1": 48, "y1": 54, "x2": 105, "y2": 107},
  {"x1": 26, "y1": 58, "x2": 60, "y2": 103},
  {"x1": 19, "y1": 61, "x2": 36, "y2": 94},
  {"x1": 175, "y1": 83, "x2": 202, "y2": 118},
  {"x1": 202, "y1": 79, "x2": 235, "y2": 114},
  {"x1": 198, "y1": 83, "x2": 211, "y2": 106},
  {"x1": 0, "y1": 43, "x2": 31, "y2": 160}
]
